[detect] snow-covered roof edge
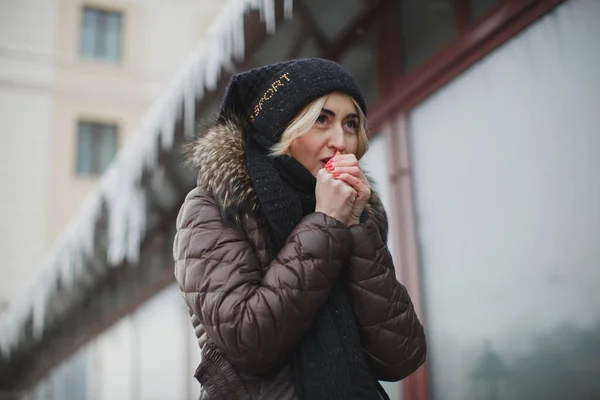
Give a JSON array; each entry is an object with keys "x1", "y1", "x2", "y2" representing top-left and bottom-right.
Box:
[{"x1": 0, "y1": 0, "x2": 293, "y2": 356}]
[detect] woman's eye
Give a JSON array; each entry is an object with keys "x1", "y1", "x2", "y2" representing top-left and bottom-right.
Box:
[
  {"x1": 316, "y1": 115, "x2": 328, "y2": 124},
  {"x1": 345, "y1": 120, "x2": 359, "y2": 131}
]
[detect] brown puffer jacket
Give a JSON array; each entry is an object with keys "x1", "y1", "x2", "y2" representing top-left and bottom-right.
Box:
[{"x1": 173, "y1": 116, "x2": 427, "y2": 400}]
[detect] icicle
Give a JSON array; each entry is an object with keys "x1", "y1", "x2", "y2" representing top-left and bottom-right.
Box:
[
  {"x1": 126, "y1": 188, "x2": 146, "y2": 264},
  {"x1": 160, "y1": 99, "x2": 176, "y2": 150},
  {"x1": 33, "y1": 274, "x2": 48, "y2": 338},
  {"x1": 234, "y1": 11, "x2": 246, "y2": 60},
  {"x1": 183, "y1": 75, "x2": 196, "y2": 139},
  {"x1": 284, "y1": 0, "x2": 294, "y2": 20},
  {"x1": 261, "y1": 0, "x2": 276, "y2": 34},
  {"x1": 194, "y1": 55, "x2": 206, "y2": 102}
]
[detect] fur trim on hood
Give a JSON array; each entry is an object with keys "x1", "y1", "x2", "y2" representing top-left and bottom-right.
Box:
[{"x1": 185, "y1": 115, "x2": 389, "y2": 242}]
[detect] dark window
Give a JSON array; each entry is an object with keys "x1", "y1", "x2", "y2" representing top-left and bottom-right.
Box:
[
  {"x1": 76, "y1": 121, "x2": 117, "y2": 175},
  {"x1": 469, "y1": 0, "x2": 502, "y2": 21},
  {"x1": 338, "y1": 33, "x2": 379, "y2": 105},
  {"x1": 398, "y1": 0, "x2": 457, "y2": 72},
  {"x1": 303, "y1": 0, "x2": 366, "y2": 41},
  {"x1": 80, "y1": 7, "x2": 122, "y2": 62}
]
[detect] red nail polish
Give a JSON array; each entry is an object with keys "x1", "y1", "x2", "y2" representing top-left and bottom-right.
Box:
[
  {"x1": 326, "y1": 166, "x2": 334, "y2": 171},
  {"x1": 333, "y1": 173, "x2": 340, "y2": 177}
]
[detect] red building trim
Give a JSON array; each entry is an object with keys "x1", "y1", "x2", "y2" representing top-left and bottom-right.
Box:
[
  {"x1": 384, "y1": 115, "x2": 430, "y2": 400},
  {"x1": 454, "y1": 0, "x2": 472, "y2": 34}
]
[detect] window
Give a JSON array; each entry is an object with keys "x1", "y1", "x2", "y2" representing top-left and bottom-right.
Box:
[
  {"x1": 397, "y1": 0, "x2": 457, "y2": 72},
  {"x1": 80, "y1": 7, "x2": 122, "y2": 62},
  {"x1": 407, "y1": 3, "x2": 600, "y2": 398},
  {"x1": 468, "y1": 0, "x2": 501, "y2": 21},
  {"x1": 76, "y1": 121, "x2": 117, "y2": 176},
  {"x1": 303, "y1": 0, "x2": 366, "y2": 41},
  {"x1": 338, "y1": 34, "x2": 379, "y2": 105}
]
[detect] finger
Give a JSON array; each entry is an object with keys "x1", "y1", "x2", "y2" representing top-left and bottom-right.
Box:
[
  {"x1": 330, "y1": 166, "x2": 362, "y2": 177},
  {"x1": 331, "y1": 167, "x2": 370, "y2": 188},
  {"x1": 330, "y1": 157, "x2": 359, "y2": 168},
  {"x1": 335, "y1": 173, "x2": 370, "y2": 197},
  {"x1": 332, "y1": 153, "x2": 358, "y2": 162},
  {"x1": 317, "y1": 167, "x2": 333, "y2": 182}
]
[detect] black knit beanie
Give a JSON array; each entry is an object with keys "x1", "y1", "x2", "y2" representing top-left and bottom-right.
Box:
[{"x1": 218, "y1": 58, "x2": 366, "y2": 147}]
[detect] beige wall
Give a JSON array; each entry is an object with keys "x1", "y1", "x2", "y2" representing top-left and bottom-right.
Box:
[
  {"x1": 0, "y1": 0, "x2": 225, "y2": 306},
  {"x1": 48, "y1": 0, "x2": 224, "y2": 244}
]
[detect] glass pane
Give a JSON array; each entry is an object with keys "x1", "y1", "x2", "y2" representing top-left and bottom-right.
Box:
[
  {"x1": 408, "y1": 2, "x2": 600, "y2": 399},
  {"x1": 51, "y1": 365, "x2": 67, "y2": 400},
  {"x1": 135, "y1": 286, "x2": 189, "y2": 400},
  {"x1": 398, "y1": 0, "x2": 457, "y2": 72},
  {"x1": 97, "y1": 124, "x2": 117, "y2": 173},
  {"x1": 33, "y1": 380, "x2": 51, "y2": 400},
  {"x1": 252, "y1": 17, "x2": 303, "y2": 65},
  {"x1": 80, "y1": 9, "x2": 98, "y2": 57},
  {"x1": 80, "y1": 8, "x2": 122, "y2": 61},
  {"x1": 296, "y1": 38, "x2": 319, "y2": 59},
  {"x1": 96, "y1": 11, "x2": 108, "y2": 59},
  {"x1": 337, "y1": 34, "x2": 379, "y2": 105},
  {"x1": 68, "y1": 352, "x2": 88, "y2": 400},
  {"x1": 105, "y1": 13, "x2": 122, "y2": 61},
  {"x1": 304, "y1": 0, "x2": 366, "y2": 41},
  {"x1": 76, "y1": 123, "x2": 93, "y2": 175},
  {"x1": 97, "y1": 317, "x2": 134, "y2": 399},
  {"x1": 468, "y1": 0, "x2": 501, "y2": 21}
]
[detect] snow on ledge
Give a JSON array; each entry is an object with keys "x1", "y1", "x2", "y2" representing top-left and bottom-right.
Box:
[{"x1": 0, "y1": 0, "x2": 293, "y2": 356}]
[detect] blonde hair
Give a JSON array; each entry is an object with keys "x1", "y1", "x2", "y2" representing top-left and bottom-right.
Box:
[{"x1": 270, "y1": 94, "x2": 369, "y2": 159}]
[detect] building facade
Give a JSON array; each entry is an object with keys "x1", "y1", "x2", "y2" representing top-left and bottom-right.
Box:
[
  {"x1": 0, "y1": 0, "x2": 224, "y2": 309},
  {"x1": 2, "y1": 0, "x2": 599, "y2": 399}
]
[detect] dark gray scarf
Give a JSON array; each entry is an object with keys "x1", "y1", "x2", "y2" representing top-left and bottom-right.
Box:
[{"x1": 245, "y1": 133, "x2": 388, "y2": 400}]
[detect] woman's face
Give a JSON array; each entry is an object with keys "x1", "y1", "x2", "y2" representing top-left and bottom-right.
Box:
[{"x1": 288, "y1": 93, "x2": 360, "y2": 177}]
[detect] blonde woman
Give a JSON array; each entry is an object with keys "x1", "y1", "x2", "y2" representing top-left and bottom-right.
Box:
[{"x1": 174, "y1": 58, "x2": 426, "y2": 400}]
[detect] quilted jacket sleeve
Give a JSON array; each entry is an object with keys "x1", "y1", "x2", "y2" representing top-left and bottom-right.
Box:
[
  {"x1": 173, "y1": 188, "x2": 353, "y2": 376},
  {"x1": 345, "y1": 220, "x2": 427, "y2": 382}
]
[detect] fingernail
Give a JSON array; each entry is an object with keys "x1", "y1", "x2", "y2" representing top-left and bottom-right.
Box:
[
  {"x1": 333, "y1": 173, "x2": 340, "y2": 177},
  {"x1": 326, "y1": 165, "x2": 334, "y2": 171}
]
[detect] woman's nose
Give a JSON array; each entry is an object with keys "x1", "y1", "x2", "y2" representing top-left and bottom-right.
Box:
[{"x1": 328, "y1": 124, "x2": 347, "y2": 152}]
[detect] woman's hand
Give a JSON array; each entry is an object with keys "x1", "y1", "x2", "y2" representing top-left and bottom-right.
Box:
[
  {"x1": 315, "y1": 167, "x2": 357, "y2": 226},
  {"x1": 325, "y1": 152, "x2": 371, "y2": 226}
]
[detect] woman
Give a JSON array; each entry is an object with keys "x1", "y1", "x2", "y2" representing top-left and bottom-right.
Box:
[{"x1": 174, "y1": 58, "x2": 426, "y2": 400}]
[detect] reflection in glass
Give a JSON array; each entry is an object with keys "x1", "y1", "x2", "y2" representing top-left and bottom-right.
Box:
[
  {"x1": 80, "y1": 8, "x2": 122, "y2": 62},
  {"x1": 303, "y1": 0, "x2": 365, "y2": 41},
  {"x1": 468, "y1": 0, "x2": 501, "y2": 21},
  {"x1": 397, "y1": 0, "x2": 457, "y2": 72},
  {"x1": 338, "y1": 34, "x2": 379, "y2": 104},
  {"x1": 251, "y1": 17, "x2": 304, "y2": 65}
]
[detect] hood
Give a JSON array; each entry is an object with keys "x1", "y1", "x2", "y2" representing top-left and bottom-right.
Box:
[{"x1": 185, "y1": 114, "x2": 389, "y2": 242}]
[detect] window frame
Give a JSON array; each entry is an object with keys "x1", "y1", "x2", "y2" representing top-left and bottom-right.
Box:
[
  {"x1": 79, "y1": 5, "x2": 123, "y2": 62},
  {"x1": 76, "y1": 120, "x2": 118, "y2": 177},
  {"x1": 369, "y1": 1, "x2": 568, "y2": 400}
]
